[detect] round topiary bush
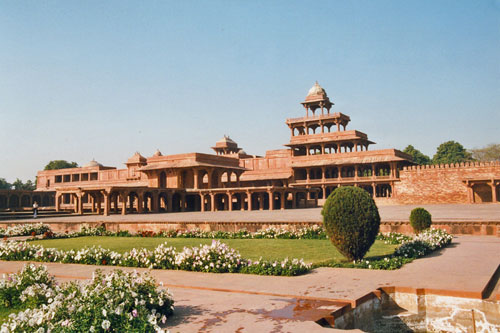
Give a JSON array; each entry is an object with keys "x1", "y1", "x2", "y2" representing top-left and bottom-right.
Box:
[
  {"x1": 409, "y1": 207, "x2": 432, "y2": 233},
  {"x1": 321, "y1": 186, "x2": 380, "y2": 261}
]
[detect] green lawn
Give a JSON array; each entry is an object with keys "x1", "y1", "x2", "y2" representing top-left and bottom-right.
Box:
[{"x1": 30, "y1": 237, "x2": 397, "y2": 265}]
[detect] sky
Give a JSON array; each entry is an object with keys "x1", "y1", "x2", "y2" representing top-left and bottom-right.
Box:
[{"x1": 1, "y1": 0, "x2": 499, "y2": 183}]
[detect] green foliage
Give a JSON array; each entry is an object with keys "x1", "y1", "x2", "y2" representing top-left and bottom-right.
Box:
[
  {"x1": 12, "y1": 179, "x2": 36, "y2": 191},
  {"x1": 470, "y1": 143, "x2": 500, "y2": 162},
  {"x1": 409, "y1": 207, "x2": 432, "y2": 233},
  {"x1": 403, "y1": 145, "x2": 431, "y2": 165},
  {"x1": 0, "y1": 178, "x2": 12, "y2": 190},
  {"x1": 43, "y1": 160, "x2": 78, "y2": 170},
  {"x1": 321, "y1": 186, "x2": 381, "y2": 261},
  {"x1": 432, "y1": 140, "x2": 474, "y2": 164}
]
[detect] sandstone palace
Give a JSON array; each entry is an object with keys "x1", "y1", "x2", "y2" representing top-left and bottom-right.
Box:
[{"x1": 30, "y1": 83, "x2": 500, "y2": 215}]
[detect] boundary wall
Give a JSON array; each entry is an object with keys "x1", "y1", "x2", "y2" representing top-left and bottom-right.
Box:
[{"x1": 394, "y1": 161, "x2": 500, "y2": 204}]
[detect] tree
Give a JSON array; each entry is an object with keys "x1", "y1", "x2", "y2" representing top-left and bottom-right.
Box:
[
  {"x1": 44, "y1": 160, "x2": 78, "y2": 170},
  {"x1": 321, "y1": 186, "x2": 380, "y2": 261},
  {"x1": 403, "y1": 145, "x2": 431, "y2": 165},
  {"x1": 0, "y1": 178, "x2": 12, "y2": 190},
  {"x1": 470, "y1": 144, "x2": 500, "y2": 162},
  {"x1": 12, "y1": 178, "x2": 36, "y2": 191},
  {"x1": 432, "y1": 141, "x2": 474, "y2": 165}
]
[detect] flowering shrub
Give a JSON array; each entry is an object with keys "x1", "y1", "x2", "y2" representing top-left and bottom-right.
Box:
[
  {"x1": 241, "y1": 257, "x2": 310, "y2": 276},
  {"x1": 0, "y1": 240, "x2": 311, "y2": 276},
  {"x1": 0, "y1": 223, "x2": 50, "y2": 237},
  {"x1": 376, "y1": 232, "x2": 412, "y2": 245},
  {"x1": 0, "y1": 265, "x2": 174, "y2": 332},
  {"x1": 27, "y1": 225, "x2": 327, "y2": 240}
]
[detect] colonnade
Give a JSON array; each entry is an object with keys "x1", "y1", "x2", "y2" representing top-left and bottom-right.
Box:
[{"x1": 54, "y1": 187, "x2": 311, "y2": 216}]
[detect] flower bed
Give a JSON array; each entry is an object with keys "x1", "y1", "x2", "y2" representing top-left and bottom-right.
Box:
[
  {"x1": 1, "y1": 224, "x2": 453, "y2": 272},
  {"x1": 326, "y1": 228, "x2": 453, "y2": 270},
  {"x1": 22, "y1": 224, "x2": 328, "y2": 240},
  {"x1": 0, "y1": 264, "x2": 174, "y2": 332},
  {"x1": 0, "y1": 223, "x2": 50, "y2": 238},
  {"x1": 0, "y1": 240, "x2": 311, "y2": 276}
]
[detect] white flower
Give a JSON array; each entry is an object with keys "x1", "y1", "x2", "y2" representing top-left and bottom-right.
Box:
[
  {"x1": 101, "y1": 320, "x2": 111, "y2": 330},
  {"x1": 102, "y1": 309, "x2": 107, "y2": 317}
]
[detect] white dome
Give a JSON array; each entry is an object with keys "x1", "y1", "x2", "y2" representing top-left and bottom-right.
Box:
[
  {"x1": 307, "y1": 81, "x2": 326, "y2": 96},
  {"x1": 84, "y1": 159, "x2": 102, "y2": 167}
]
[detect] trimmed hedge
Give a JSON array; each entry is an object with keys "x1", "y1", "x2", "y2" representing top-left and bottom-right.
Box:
[
  {"x1": 409, "y1": 207, "x2": 432, "y2": 233},
  {"x1": 321, "y1": 186, "x2": 380, "y2": 261}
]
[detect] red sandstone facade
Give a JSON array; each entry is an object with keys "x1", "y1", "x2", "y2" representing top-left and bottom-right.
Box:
[{"x1": 32, "y1": 83, "x2": 500, "y2": 215}]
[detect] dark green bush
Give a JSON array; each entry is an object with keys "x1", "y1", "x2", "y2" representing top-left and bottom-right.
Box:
[
  {"x1": 321, "y1": 186, "x2": 380, "y2": 261},
  {"x1": 409, "y1": 207, "x2": 432, "y2": 233}
]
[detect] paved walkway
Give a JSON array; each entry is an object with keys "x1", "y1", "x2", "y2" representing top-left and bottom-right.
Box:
[
  {"x1": 1, "y1": 236, "x2": 499, "y2": 332},
  {"x1": 4, "y1": 204, "x2": 500, "y2": 224}
]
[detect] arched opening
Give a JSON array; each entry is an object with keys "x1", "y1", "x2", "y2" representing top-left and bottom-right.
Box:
[
  {"x1": 8, "y1": 195, "x2": 19, "y2": 208},
  {"x1": 214, "y1": 193, "x2": 229, "y2": 211},
  {"x1": 221, "y1": 171, "x2": 232, "y2": 188},
  {"x1": 360, "y1": 185, "x2": 374, "y2": 197},
  {"x1": 180, "y1": 170, "x2": 194, "y2": 188},
  {"x1": 0, "y1": 195, "x2": 7, "y2": 209},
  {"x1": 185, "y1": 194, "x2": 200, "y2": 211},
  {"x1": 143, "y1": 192, "x2": 154, "y2": 212},
  {"x1": 21, "y1": 195, "x2": 31, "y2": 207},
  {"x1": 159, "y1": 171, "x2": 166, "y2": 188},
  {"x1": 172, "y1": 193, "x2": 182, "y2": 212},
  {"x1": 211, "y1": 171, "x2": 220, "y2": 188},
  {"x1": 158, "y1": 192, "x2": 168, "y2": 212}
]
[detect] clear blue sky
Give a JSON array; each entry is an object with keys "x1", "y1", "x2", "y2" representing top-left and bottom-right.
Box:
[{"x1": 1, "y1": 0, "x2": 499, "y2": 183}]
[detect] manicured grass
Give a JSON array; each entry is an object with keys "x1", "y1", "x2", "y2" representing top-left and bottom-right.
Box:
[{"x1": 30, "y1": 237, "x2": 397, "y2": 264}]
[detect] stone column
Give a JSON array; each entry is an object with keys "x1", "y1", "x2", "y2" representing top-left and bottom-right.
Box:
[
  {"x1": 167, "y1": 193, "x2": 173, "y2": 212},
  {"x1": 103, "y1": 191, "x2": 110, "y2": 216},
  {"x1": 247, "y1": 191, "x2": 252, "y2": 211},
  {"x1": 491, "y1": 182, "x2": 497, "y2": 203},
  {"x1": 322, "y1": 186, "x2": 326, "y2": 199},
  {"x1": 371, "y1": 183, "x2": 376, "y2": 198},
  {"x1": 137, "y1": 193, "x2": 144, "y2": 213},
  {"x1": 114, "y1": 195, "x2": 118, "y2": 213},
  {"x1": 259, "y1": 193, "x2": 264, "y2": 210},
  {"x1": 268, "y1": 191, "x2": 274, "y2": 210},
  {"x1": 193, "y1": 169, "x2": 199, "y2": 189},
  {"x1": 121, "y1": 193, "x2": 127, "y2": 215},
  {"x1": 306, "y1": 168, "x2": 310, "y2": 183},
  {"x1": 354, "y1": 165, "x2": 359, "y2": 180},
  {"x1": 210, "y1": 193, "x2": 215, "y2": 212},
  {"x1": 228, "y1": 192, "x2": 233, "y2": 211},
  {"x1": 55, "y1": 193, "x2": 61, "y2": 212},
  {"x1": 77, "y1": 192, "x2": 84, "y2": 215},
  {"x1": 321, "y1": 167, "x2": 326, "y2": 182},
  {"x1": 152, "y1": 192, "x2": 159, "y2": 213},
  {"x1": 280, "y1": 191, "x2": 285, "y2": 210},
  {"x1": 91, "y1": 195, "x2": 96, "y2": 213},
  {"x1": 291, "y1": 192, "x2": 296, "y2": 209},
  {"x1": 201, "y1": 194, "x2": 206, "y2": 212}
]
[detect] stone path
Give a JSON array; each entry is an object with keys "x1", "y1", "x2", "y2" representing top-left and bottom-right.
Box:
[
  {"x1": 4, "y1": 203, "x2": 500, "y2": 224},
  {"x1": 1, "y1": 236, "x2": 498, "y2": 332}
]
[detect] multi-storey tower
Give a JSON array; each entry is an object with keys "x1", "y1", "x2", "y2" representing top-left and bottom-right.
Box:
[{"x1": 286, "y1": 82, "x2": 412, "y2": 200}]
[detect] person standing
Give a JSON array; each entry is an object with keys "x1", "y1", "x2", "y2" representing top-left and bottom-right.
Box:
[{"x1": 33, "y1": 201, "x2": 39, "y2": 218}]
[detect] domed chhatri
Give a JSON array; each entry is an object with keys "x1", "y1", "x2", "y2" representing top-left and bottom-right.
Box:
[
  {"x1": 212, "y1": 135, "x2": 241, "y2": 155},
  {"x1": 83, "y1": 159, "x2": 102, "y2": 168},
  {"x1": 307, "y1": 81, "x2": 327, "y2": 97},
  {"x1": 302, "y1": 81, "x2": 333, "y2": 115},
  {"x1": 152, "y1": 149, "x2": 162, "y2": 157}
]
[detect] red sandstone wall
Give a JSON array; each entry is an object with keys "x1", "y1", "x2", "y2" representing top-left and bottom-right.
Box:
[{"x1": 394, "y1": 162, "x2": 500, "y2": 204}]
